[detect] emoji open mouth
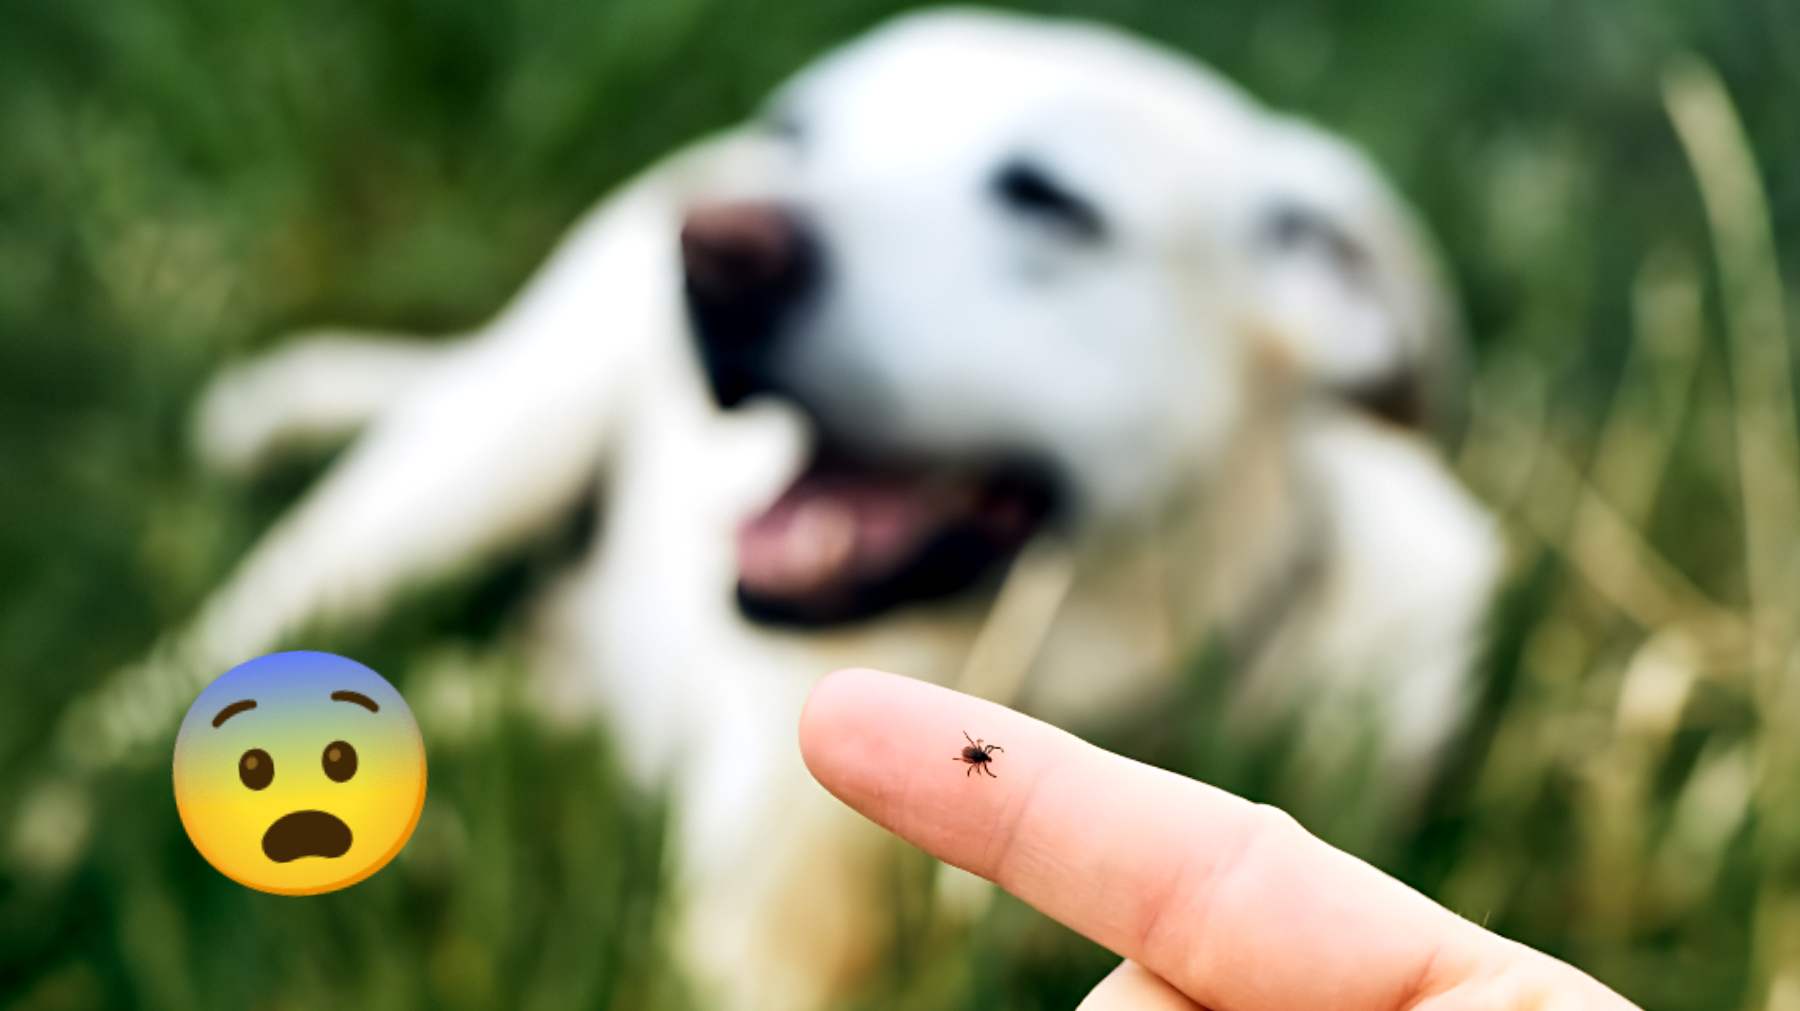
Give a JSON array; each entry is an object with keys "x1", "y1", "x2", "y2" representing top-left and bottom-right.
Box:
[{"x1": 262, "y1": 810, "x2": 353, "y2": 863}]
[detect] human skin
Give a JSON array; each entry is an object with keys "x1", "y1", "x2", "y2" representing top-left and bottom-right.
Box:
[{"x1": 798, "y1": 668, "x2": 1639, "y2": 1011}]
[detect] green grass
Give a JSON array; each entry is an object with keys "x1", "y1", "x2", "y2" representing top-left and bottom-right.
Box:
[{"x1": 2, "y1": 0, "x2": 1799, "y2": 1008}]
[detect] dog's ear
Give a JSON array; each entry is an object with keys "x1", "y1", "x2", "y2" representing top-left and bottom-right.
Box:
[{"x1": 1243, "y1": 121, "x2": 1459, "y2": 430}]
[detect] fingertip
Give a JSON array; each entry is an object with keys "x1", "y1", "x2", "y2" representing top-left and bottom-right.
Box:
[
  {"x1": 799, "y1": 668, "x2": 883, "y2": 746},
  {"x1": 799, "y1": 668, "x2": 896, "y2": 793},
  {"x1": 802, "y1": 667, "x2": 881, "y2": 721}
]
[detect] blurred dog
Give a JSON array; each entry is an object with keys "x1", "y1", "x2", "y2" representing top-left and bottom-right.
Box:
[{"x1": 141, "y1": 10, "x2": 1499, "y2": 1009}]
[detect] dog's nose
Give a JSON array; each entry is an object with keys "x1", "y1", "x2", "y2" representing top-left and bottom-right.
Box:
[
  {"x1": 682, "y1": 202, "x2": 814, "y2": 407},
  {"x1": 682, "y1": 203, "x2": 802, "y2": 302}
]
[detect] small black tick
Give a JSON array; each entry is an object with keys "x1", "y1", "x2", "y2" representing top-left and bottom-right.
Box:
[{"x1": 954, "y1": 731, "x2": 1003, "y2": 778}]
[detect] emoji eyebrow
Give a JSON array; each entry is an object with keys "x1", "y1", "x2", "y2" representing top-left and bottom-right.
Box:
[
  {"x1": 331, "y1": 690, "x2": 379, "y2": 713},
  {"x1": 212, "y1": 700, "x2": 257, "y2": 727}
]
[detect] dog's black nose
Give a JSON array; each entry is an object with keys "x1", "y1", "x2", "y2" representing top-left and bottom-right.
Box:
[{"x1": 682, "y1": 202, "x2": 815, "y2": 407}]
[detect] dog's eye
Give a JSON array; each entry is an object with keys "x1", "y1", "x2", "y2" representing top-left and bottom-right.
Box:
[
  {"x1": 993, "y1": 161, "x2": 1105, "y2": 241},
  {"x1": 765, "y1": 107, "x2": 805, "y2": 146},
  {"x1": 1264, "y1": 204, "x2": 1365, "y2": 271}
]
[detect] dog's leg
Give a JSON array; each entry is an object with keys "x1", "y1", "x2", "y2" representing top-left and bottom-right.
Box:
[
  {"x1": 555, "y1": 351, "x2": 906, "y2": 1011},
  {"x1": 1269, "y1": 412, "x2": 1503, "y2": 825},
  {"x1": 53, "y1": 135, "x2": 777, "y2": 773},
  {"x1": 193, "y1": 331, "x2": 459, "y2": 475},
  {"x1": 187, "y1": 189, "x2": 680, "y2": 680},
  {"x1": 670, "y1": 696, "x2": 897, "y2": 1011}
]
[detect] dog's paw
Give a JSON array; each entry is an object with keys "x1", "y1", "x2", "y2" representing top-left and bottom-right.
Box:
[{"x1": 193, "y1": 331, "x2": 450, "y2": 475}]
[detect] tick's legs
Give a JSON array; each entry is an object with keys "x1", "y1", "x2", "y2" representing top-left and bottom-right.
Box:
[
  {"x1": 966, "y1": 764, "x2": 975, "y2": 777},
  {"x1": 984, "y1": 764, "x2": 997, "y2": 778},
  {"x1": 964, "y1": 731, "x2": 977, "y2": 747},
  {"x1": 988, "y1": 745, "x2": 1003, "y2": 753}
]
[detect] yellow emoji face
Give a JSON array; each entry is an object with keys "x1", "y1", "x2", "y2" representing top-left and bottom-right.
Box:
[{"x1": 173, "y1": 651, "x2": 427, "y2": 895}]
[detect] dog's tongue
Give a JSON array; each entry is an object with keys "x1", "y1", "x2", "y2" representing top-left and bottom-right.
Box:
[
  {"x1": 738, "y1": 468, "x2": 967, "y2": 600},
  {"x1": 735, "y1": 460, "x2": 1049, "y2": 623}
]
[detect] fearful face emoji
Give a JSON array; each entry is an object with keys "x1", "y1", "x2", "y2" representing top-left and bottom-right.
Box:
[{"x1": 173, "y1": 651, "x2": 427, "y2": 895}]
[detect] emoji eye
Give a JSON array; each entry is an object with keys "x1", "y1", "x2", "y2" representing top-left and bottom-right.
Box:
[
  {"x1": 322, "y1": 740, "x2": 358, "y2": 783},
  {"x1": 239, "y1": 749, "x2": 273, "y2": 790}
]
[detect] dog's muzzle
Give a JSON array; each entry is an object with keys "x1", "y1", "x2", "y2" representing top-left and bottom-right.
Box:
[{"x1": 680, "y1": 203, "x2": 1060, "y2": 627}]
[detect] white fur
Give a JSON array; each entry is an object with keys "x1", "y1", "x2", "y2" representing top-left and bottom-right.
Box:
[{"x1": 69, "y1": 10, "x2": 1501, "y2": 1010}]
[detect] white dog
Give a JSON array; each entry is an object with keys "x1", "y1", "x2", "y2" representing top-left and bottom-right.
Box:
[{"x1": 60, "y1": 10, "x2": 1501, "y2": 1009}]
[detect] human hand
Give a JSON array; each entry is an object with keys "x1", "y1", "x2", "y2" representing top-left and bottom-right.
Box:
[{"x1": 798, "y1": 668, "x2": 1638, "y2": 1010}]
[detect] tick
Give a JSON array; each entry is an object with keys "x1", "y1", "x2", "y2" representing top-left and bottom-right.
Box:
[{"x1": 955, "y1": 731, "x2": 1003, "y2": 778}]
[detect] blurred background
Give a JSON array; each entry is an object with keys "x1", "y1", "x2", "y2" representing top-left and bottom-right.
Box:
[{"x1": 2, "y1": 0, "x2": 1798, "y2": 1008}]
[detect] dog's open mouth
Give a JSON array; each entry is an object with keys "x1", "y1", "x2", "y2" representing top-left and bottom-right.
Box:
[
  {"x1": 679, "y1": 204, "x2": 1059, "y2": 623},
  {"x1": 734, "y1": 451, "x2": 1057, "y2": 625}
]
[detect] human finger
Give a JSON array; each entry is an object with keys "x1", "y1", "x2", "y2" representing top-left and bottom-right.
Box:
[
  {"x1": 799, "y1": 668, "x2": 1636, "y2": 1011},
  {"x1": 1074, "y1": 961, "x2": 1203, "y2": 1011}
]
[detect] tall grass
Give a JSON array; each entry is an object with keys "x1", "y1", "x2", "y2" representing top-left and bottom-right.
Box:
[{"x1": 1, "y1": 1, "x2": 1797, "y2": 1009}]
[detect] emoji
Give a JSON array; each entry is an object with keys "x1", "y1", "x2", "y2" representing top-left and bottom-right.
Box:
[{"x1": 173, "y1": 651, "x2": 426, "y2": 895}]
